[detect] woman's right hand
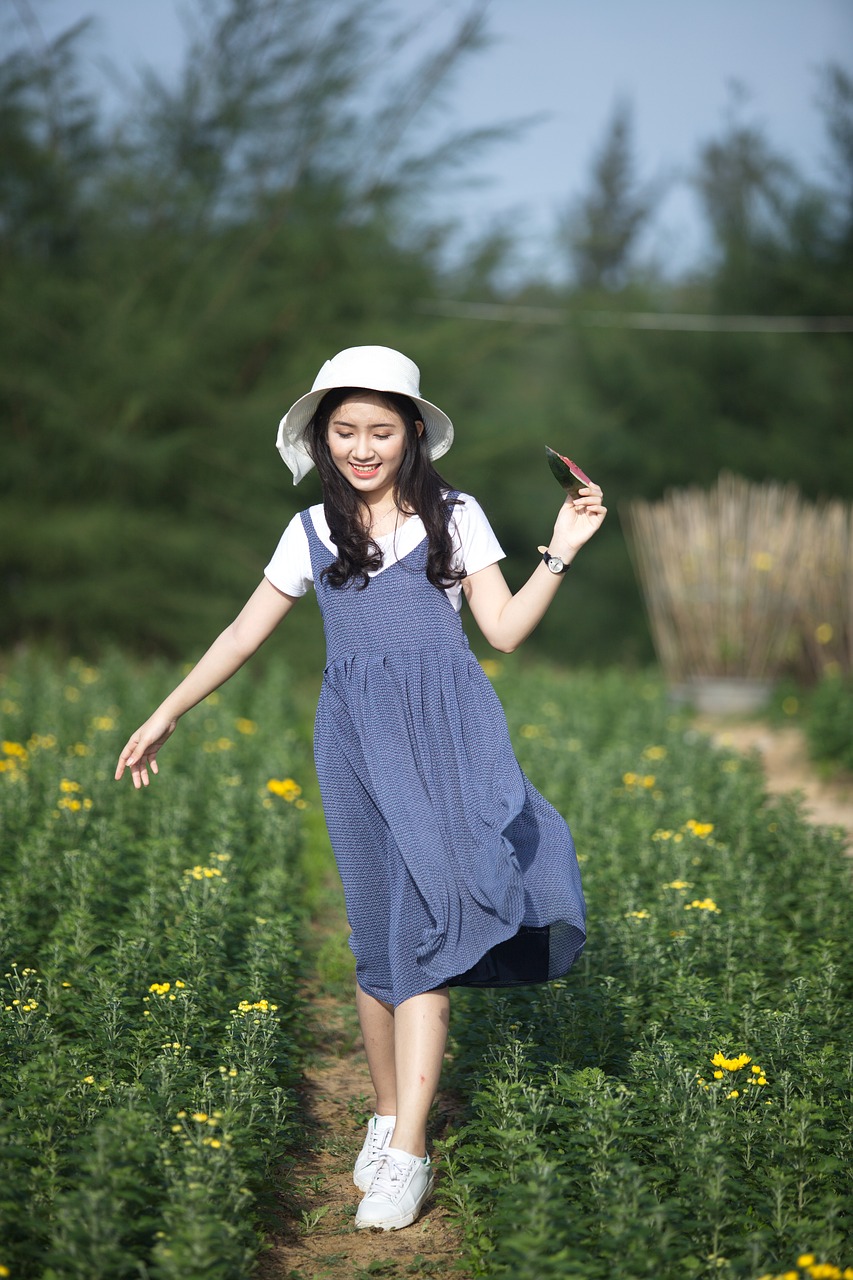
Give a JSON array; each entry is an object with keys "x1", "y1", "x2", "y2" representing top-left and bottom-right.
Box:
[{"x1": 115, "y1": 714, "x2": 178, "y2": 789}]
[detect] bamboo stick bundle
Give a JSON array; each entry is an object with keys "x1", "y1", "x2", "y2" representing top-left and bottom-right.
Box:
[
  {"x1": 794, "y1": 499, "x2": 849, "y2": 678},
  {"x1": 623, "y1": 473, "x2": 804, "y2": 681}
]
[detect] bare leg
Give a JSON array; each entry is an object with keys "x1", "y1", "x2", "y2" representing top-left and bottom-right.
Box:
[
  {"x1": 356, "y1": 984, "x2": 397, "y2": 1116},
  {"x1": 389, "y1": 987, "x2": 450, "y2": 1158}
]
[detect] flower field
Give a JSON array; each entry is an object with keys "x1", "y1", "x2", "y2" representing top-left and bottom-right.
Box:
[
  {"x1": 1, "y1": 651, "x2": 851, "y2": 1280},
  {"x1": 441, "y1": 665, "x2": 853, "y2": 1280},
  {"x1": 0, "y1": 651, "x2": 313, "y2": 1279}
]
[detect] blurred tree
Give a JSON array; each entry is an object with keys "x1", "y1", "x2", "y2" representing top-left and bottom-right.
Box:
[
  {"x1": 558, "y1": 100, "x2": 659, "y2": 290},
  {"x1": 1, "y1": 5, "x2": 851, "y2": 673},
  {"x1": 0, "y1": 0, "x2": 511, "y2": 657}
]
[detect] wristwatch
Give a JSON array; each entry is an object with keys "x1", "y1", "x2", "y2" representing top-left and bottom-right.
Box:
[{"x1": 542, "y1": 548, "x2": 570, "y2": 575}]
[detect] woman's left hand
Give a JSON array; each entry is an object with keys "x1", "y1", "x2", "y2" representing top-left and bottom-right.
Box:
[{"x1": 552, "y1": 482, "x2": 607, "y2": 553}]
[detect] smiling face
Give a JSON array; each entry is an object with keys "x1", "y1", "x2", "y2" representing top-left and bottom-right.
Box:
[{"x1": 326, "y1": 392, "x2": 423, "y2": 505}]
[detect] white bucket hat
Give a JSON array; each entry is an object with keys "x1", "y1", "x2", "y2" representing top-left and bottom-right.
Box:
[{"x1": 275, "y1": 345, "x2": 454, "y2": 485}]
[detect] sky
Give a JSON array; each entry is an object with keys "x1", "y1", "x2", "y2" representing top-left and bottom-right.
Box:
[{"x1": 22, "y1": 0, "x2": 853, "y2": 278}]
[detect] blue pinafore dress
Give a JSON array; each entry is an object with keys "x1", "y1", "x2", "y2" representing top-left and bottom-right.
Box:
[{"x1": 302, "y1": 503, "x2": 586, "y2": 1007}]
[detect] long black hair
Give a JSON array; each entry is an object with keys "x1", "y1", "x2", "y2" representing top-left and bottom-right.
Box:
[{"x1": 304, "y1": 386, "x2": 464, "y2": 591}]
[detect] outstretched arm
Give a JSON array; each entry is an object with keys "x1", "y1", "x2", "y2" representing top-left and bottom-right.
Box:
[
  {"x1": 115, "y1": 578, "x2": 298, "y2": 788},
  {"x1": 463, "y1": 482, "x2": 606, "y2": 653}
]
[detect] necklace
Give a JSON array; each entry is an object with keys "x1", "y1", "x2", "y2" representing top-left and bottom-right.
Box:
[{"x1": 367, "y1": 502, "x2": 401, "y2": 535}]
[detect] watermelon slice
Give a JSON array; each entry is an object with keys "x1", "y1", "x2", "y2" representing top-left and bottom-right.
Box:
[{"x1": 545, "y1": 446, "x2": 592, "y2": 498}]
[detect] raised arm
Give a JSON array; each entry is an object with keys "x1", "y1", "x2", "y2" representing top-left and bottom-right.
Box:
[
  {"x1": 115, "y1": 578, "x2": 298, "y2": 788},
  {"x1": 463, "y1": 482, "x2": 606, "y2": 653}
]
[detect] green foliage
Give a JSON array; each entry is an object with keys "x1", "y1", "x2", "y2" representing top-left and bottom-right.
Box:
[
  {"x1": 438, "y1": 661, "x2": 853, "y2": 1279},
  {"x1": 0, "y1": 649, "x2": 314, "y2": 1278},
  {"x1": 1, "y1": 651, "x2": 852, "y2": 1277},
  {"x1": 803, "y1": 674, "x2": 853, "y2": 771}
]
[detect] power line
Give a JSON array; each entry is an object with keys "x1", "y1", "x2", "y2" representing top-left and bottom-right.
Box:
[{"x1": 418, "y1": 299, "x2": 853, "y2": 333}]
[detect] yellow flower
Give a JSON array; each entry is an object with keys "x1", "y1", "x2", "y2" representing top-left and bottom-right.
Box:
[
  {"x1": 191, "y1": 1112, "x2": 208, "y2": 1123},
  {"x1": 479, "y1": 659, "x2": 501, "y2": 678},
  {"x1": 235, "y1": 718, "x2": 257, "y2": 735},
  {"x1": 797, "y1": 1258, "x2": 816, "y2": 1270},
  {"x1": 266, "y1": 777, "x2": 302, "y2": 802},
  {"x1": 90, "y1": 716, "x2": 115, "y2": 731},
  {"x1": 59, "y1": 779, "x2": 81, "y2": 793},
  {"x1": 642, "y1": 745, "x2": 667, "y2": 761},
  {"x1": 625, "y1": 910, "x2": 650, "y2": 919},
  {"x1": 234, "y1": 997, "x2": 279, "y2": 1016},
  {"x1": 726, "y1": 1089, "x2": 739, "y2": 1099},
  {"x1": 0, "y1": 1264, "x2": 11, "y2": 1277},
  {"x1": 684, "y1": 819, "x2": 714, "y2": 838},
  {"x1": 713, "y1": 1070, "x2": 723, "y2": 1079},
  {"x1": 2, "y1": 740, "x2": 28, "y2": 759},
  {"x1": 815, "y1": 623, "x2": 833, "y2": 645},
  {"x1": 622, "y1": 771, "x2": 638, "y2": 786},
  {"x1": 685, "y1": 898, "x2": 720, "y2": 913},
  {"x1": 711, "y1": 1051, "x2": 751, "y2": 1071},
  {"x1": 641, "y1": 774, "x2": 655, "y2": 788},
  {"x1": 663, "y1": 879, "x2": 691, "y2": 890},
  {"x1": 183, "y1": 865, "x2": 224, "y2": 882}
]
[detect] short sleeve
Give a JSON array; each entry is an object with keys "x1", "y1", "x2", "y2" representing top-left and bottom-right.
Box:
[
  {"x1": 450, "y1": 493, "x2": 505, "y2": 576},
  {"x1": 264, "y1": 513, "x2": 314, "y2": 597}
]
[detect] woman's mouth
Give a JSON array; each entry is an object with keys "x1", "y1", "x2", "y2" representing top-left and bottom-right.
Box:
[{"x1": 349, "y1": 462, "x2": 381, "y2": 478}]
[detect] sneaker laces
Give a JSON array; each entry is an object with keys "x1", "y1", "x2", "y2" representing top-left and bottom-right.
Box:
[
  {"x1": 369, "y1": 1151, "x2": 415, "y2": 1201},
  {"x1": 365, "y1": 1119, "x2": 393, "y2": 1161}
]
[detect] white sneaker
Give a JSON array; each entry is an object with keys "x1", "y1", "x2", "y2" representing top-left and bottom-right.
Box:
[
  {"x1": 353, "y1": 1114, "x2": 396, "y2": 1193},
  {"x1": 355, "y1": 1147, "x2": 433, "y2": 1231}
]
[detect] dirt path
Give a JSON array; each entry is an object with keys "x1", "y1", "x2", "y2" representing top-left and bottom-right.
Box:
[
  {"x1": 257, "y1": 898, "x2": 469, "y2": 1280},
  {"x1": 695, "y1": 718, "x2": 853, "y2": 848}
]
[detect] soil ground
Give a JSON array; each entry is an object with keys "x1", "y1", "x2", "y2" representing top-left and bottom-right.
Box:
[
  {"x1": 695, "y1": 718, "x2": 853, "y2": 848},
  {"x1": 257, "y1": 717, "x2": 852, "y2": 1279},
  {"x1": 256, "y1": 889, "x2": 470, "y2": 1280}
]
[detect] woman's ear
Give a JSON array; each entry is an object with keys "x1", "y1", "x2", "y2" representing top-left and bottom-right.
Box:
[{"x1": 415, "y1": 419, "x2": 425, "y2": 438}]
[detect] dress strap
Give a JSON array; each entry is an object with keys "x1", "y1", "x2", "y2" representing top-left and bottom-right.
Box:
[{"x1": 299, "y1": 508, "x2": 335, "y2": 576}]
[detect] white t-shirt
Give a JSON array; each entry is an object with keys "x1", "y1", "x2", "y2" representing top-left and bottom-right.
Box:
[{"x1": 264, "y1": 492, "x2": 504, "y2": 612}]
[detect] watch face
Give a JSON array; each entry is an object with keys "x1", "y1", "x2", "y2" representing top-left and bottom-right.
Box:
[{"x1": 547, "y1": 555, "x2": 564, "y2": 574}]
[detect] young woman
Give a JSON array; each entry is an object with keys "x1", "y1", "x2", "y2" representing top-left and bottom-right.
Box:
[{"x1": 116, "y1": 345, "x2": 606, "y2": 1231}]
